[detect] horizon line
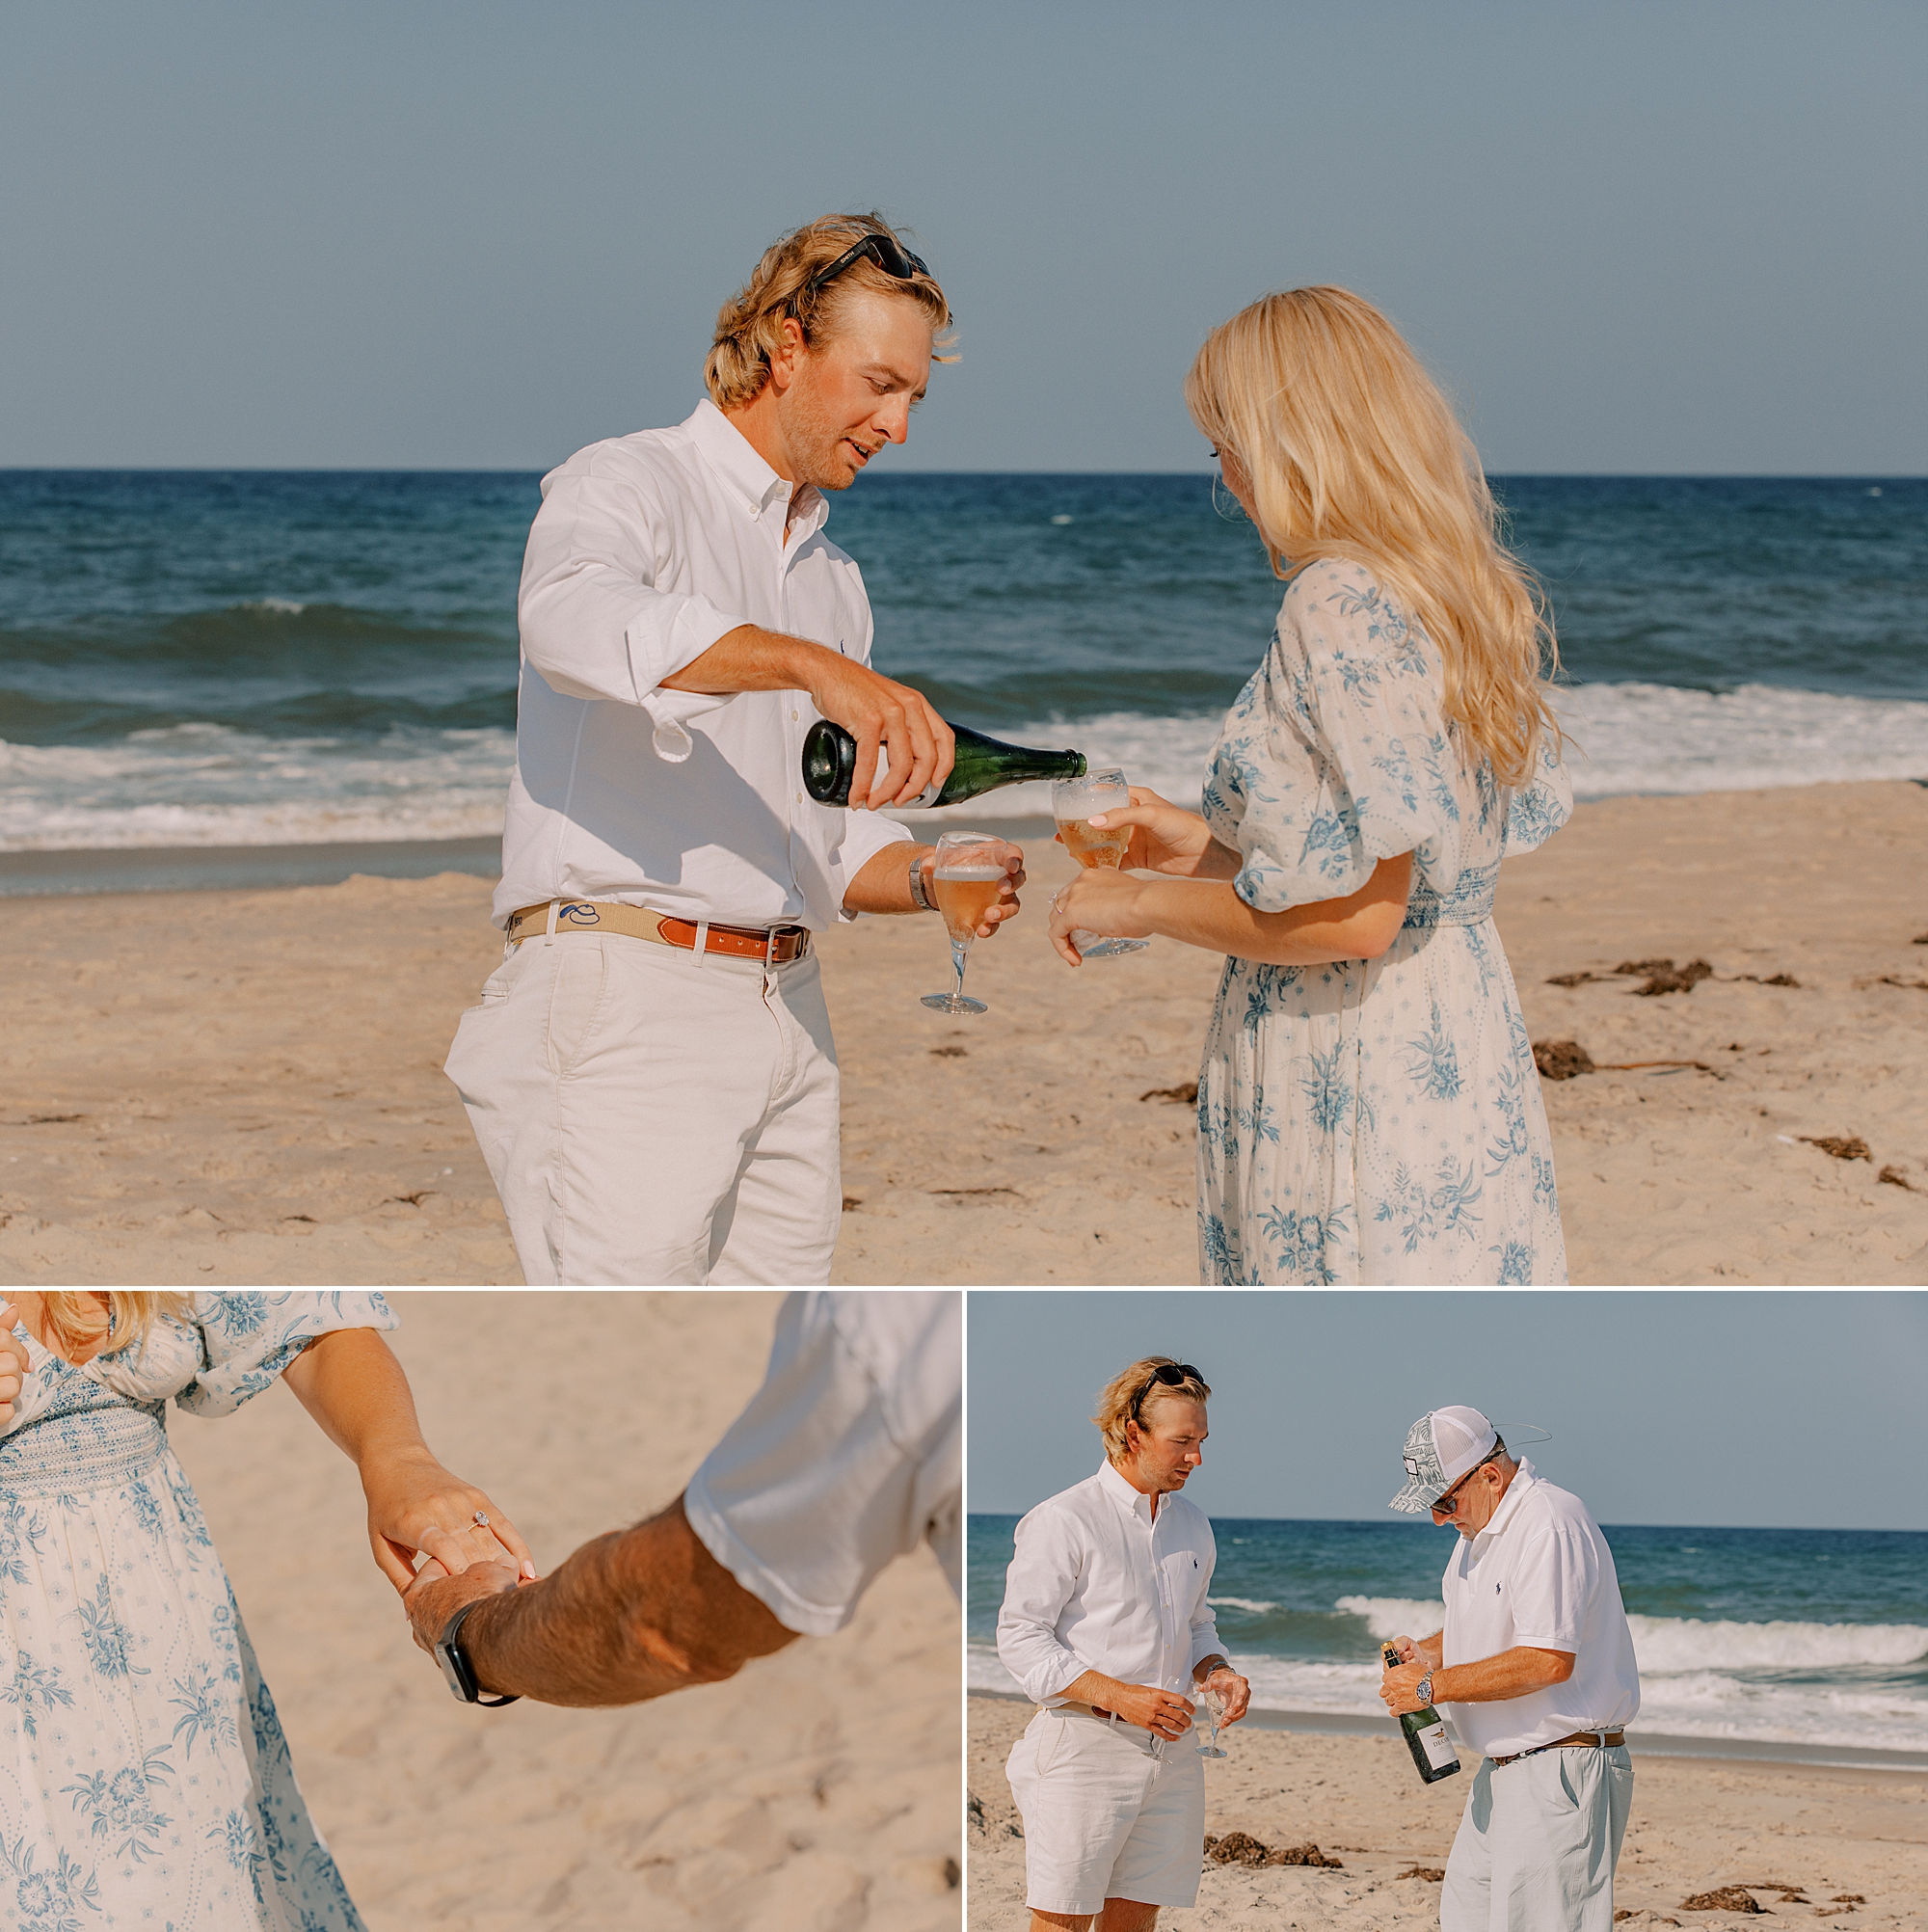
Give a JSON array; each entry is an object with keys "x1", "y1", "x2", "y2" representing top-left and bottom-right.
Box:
[{"x1": 1, "y1": 466, "x2": 1924, "y2": 482}]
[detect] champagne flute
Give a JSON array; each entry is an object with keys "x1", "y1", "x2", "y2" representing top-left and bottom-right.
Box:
[
  {"x1": 921, "y1": 832, "x2": 1009, "y2": 1015},
  {"x1": 1052, "y1": 766, "x2": 1151, "y2": 960},
  {"x1": 1197, "y1": 1683, "x2": 1228, "y2": 1758}
]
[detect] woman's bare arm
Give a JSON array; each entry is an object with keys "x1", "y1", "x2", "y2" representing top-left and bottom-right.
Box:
[
  {"x1": 281, "y1": 1328, "x2": 534, "y2": 1591},
  {"x1": 1048, "y1": 853, "x2": 1413, "y2": 968}
]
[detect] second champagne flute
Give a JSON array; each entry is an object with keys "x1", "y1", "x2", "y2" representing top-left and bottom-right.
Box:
[
  {"x1": 921, "y1": 832, "x2": 1010, "y2": 1015},
  {"x1": 1052, "y1": 766, "x2": 1151, "y2": 960}
]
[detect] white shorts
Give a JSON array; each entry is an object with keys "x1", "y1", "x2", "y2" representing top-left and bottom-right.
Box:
[
  {"x1": 1005, "y1": 1706, "x2": 1206, "y2": 1917},
  {"x1": 1441, "y1": 1746, "x2": 1634, "y2": 1932},
  {"x1": 444, "y1": 930, "x2": 841, "y2": 1285}
]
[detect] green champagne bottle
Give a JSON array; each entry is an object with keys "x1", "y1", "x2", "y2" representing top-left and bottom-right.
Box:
[
  {"x1": 1383, "y1": 1644, "x2": 1461, "y2": 1784},
  {"x1": 801, "y1": 718, "x2": 1086, "y2": 809}
]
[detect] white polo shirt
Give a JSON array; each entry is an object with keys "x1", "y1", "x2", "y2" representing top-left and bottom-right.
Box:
[
  {"x1": 997, "y1": 1462, "x2": 1223, "y2": 1706},
  {"x1": 1438, "y1": 1459, "x2": 1641, "y2": 1759},
  {"x1": 683, "y1": 1291, "x2": 960, "y2": 1637},
  {"x1": 495, "y1": 399, "x2": 913, "y2": 932}
]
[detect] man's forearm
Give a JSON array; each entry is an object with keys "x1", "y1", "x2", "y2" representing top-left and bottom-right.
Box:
[
  {"x1": 453, "y1": 1497, "x2": 799, "y2": 1707},
  {"x1": 1432, "y1": 1645, "x2": 1573, "y2": 1704},
  {"x1": 658, "y1": 624, "x2": 830, "y2": 696},
  {"x1": 843, "y1": 843, "x2": 933, "y2": 915}
]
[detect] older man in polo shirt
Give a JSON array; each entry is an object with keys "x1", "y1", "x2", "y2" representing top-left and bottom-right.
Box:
[
  {"x1": 1379, "y1": 1406, "x2": 1640, "y2": 1932},
  {"x1": 996, "y1": 1358, "x2": 1252, "y2": 1932},
  {"x1": 444, "y1": 212, "x2": 1024, "y2": 1285}
]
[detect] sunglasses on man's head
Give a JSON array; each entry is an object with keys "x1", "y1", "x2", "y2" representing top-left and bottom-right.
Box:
[
  {"x1": 1130, "y1": 1362, "x2": 1204, "y2": 1424},
  {"x1": 805, "y1": 232, "x2": 933, "y2": 298}
]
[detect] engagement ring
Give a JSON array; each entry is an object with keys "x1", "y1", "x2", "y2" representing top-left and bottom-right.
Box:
[{"x1": 472, "y1": 1512, "x2": 490, "y2": 1527}]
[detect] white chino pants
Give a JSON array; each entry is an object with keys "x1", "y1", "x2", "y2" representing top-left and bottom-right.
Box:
[
  {"x1": 1005, "y1": 1706, "x2": 1206, "y2": 1918},
  {"x1": 1441, "y1": 1747, "x2": 1633, "y2": 1932},
  {"x1": 444, "y1": 930, "x2": 841, "y2": 1285}
]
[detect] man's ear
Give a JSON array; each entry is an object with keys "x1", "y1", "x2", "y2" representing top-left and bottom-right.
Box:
[{"x1": 765, "y1": 316, "x2": 808, "y2": 395}]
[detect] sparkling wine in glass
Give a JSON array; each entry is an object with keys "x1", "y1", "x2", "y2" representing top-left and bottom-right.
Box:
[
  {"x1": 1197, "y1": 1685, "x2": 1228, "y2": 1758},
  {"x1": 1052, "y1": 766, "x2": 1150, "y2": 960},
  {"x1": 921, "y1": 832, "x2": 1009, "y2": 1015}
]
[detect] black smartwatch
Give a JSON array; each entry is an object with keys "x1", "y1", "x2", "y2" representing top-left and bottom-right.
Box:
[{"x1": 434, "y1": 1598, "x2": 521, "y2": 1707}]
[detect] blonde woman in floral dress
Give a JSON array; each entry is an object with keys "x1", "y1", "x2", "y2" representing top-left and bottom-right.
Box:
[
  {"x1": 1048, "y1": 288, "x2": 1571, "y2": 1286},
  {"x1": 0, "y1": 1292, "x2": 531, "y2": 1932}
]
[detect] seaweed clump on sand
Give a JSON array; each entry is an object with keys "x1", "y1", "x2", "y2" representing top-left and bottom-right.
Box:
[
  {"x1": 1397, "y1": 1865, "x2": 1446, "y2": 1881},
  {"x1": 1800, "y1": 1135, "x2": 1870, "y2": 1162},
  {"x1": 1202, "y1": 1834, "x2": 1343, "y2": 1868},
  {"x1": 1681, "y1": 1887, "x2": 1769, "y2": 1913}
]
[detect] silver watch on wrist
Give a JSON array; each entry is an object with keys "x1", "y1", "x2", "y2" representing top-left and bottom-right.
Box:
[
  {"x1": 1416, "y1": 1672, "x2": 1435, "y2": 1706},
  {"x1": 908, "y1": 852, "x2": 936, "y2": 912}
]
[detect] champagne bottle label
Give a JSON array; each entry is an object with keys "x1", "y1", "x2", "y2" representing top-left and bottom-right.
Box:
[{"x1": 1419, "y1": 1721, "x2": 1458, "y2": 1771}]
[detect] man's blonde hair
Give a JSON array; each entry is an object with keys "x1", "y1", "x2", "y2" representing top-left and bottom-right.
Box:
[
  {"x1": 34, "y1": 1292, "x2": 197, "y2": 1357},
  {"x1": 705, "y1": 212, "x2": 953, "y2": 409},
  {"x1": 1093, "y1": 1356, "x2": 1211, "y2": 1462},
  {"x1": 1185, "y1": 286, "x2": 1563, "y2": 790}
]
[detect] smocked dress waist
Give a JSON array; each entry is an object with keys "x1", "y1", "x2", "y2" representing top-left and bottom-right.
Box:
[{"x1": 1401, "y1": 861, "x2": 1499, "y2": 930}]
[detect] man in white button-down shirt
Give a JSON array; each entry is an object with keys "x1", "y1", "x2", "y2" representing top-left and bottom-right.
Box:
[
  {"x1": 997, "y1": 1359, "x2": 1252, "y2": 1932},
  {"x1": 445, "y1": 214, "x2": 1024, "y2": 1285},
  {"x1": 1379, "y1": 1406, "x2": 1639, "y2": 1932}
]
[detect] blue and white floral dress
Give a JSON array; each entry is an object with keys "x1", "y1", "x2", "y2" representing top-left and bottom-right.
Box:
[
  {"x1": 0, "y1": 1293, "x2": 396, "y2": 1932},
  {"x1": 1195, "y1": 561, "x2": 1571, "y2": 1286}
]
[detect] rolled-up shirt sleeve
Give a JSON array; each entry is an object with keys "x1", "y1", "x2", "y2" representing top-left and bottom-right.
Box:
[
  {"x1": 997, "y1": 1507, "x2": 1090, "y2": 1704},
  {"x1": 683, "y1": 1293, "x2": 959, "y2": 1638},
  {"x1": 519, "y1": 453, "x2": 748, "y2": 707}
]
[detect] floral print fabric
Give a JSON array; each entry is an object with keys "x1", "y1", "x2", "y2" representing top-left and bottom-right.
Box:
[
  {"x1": 0, "y1": 1293, "x2": 396, "y2": 1931},
  {"x1": 1195, "y1": 561, "x2": 1571, "y2": 1285}
]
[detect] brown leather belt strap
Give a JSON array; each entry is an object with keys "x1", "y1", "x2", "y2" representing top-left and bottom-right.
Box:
[
  {"x1": 1489, "y1": 1730, "x2": 1625, "y2": 1767},
  {"x1": 505, "y1": 900, "x2": 811, "y2": 965}
]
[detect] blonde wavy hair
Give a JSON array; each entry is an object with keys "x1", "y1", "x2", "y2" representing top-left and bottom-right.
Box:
[
  {"x1": 34, "y1": 1292, "x2": 196, "y2": 1358},
  {"x1": 705, "y1": 212, "x2": 954, "y2": 410},
  {"x1": 1092, "y1": 1356, "x2": 1212, "y2": 1462},
  {"x1": 1185, "y1": 286, "x2": 1562, "y2": 788}
]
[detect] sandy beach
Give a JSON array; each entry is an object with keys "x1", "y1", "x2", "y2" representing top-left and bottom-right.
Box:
[
  {"x1": 162, "y1": 1291, "x2": 961, "y2": 1932},
  {"x1": 3, "y1": 779, "x2": 1924, "y2": 1285},
  {"x1": 967, "y1": 1695, "x2": 1927, "y2": 1931}
]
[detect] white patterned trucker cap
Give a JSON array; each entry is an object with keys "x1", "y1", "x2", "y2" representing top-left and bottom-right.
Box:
[{"x1": 1389, "y1": 1406, "x2": 1500, "y2": 1514}]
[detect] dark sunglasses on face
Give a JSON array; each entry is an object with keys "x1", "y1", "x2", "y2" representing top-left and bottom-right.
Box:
[
  {"x1": 804, "y1": 231, "x2": 933, "y2": 298},
  {"x1": 1131, "y1": 1362, "x2": 1205, "y2": 1424},
  {"x1": 1431, "y1": 1449, "x2": 1504, "y2": 1516}
]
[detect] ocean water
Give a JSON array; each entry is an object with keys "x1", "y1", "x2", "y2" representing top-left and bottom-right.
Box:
[
  {"x1": 2, "y1": 470, "x2": 1924, "y2": 857},
  {"x1": 967, "y1": 1515, "x2": 1928, "y2": 1762}
]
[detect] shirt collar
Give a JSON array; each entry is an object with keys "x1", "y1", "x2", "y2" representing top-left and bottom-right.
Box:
[
  {"x1": 683, "y1": 397, "x2": 828, "y2": 541},
  {"x1": 1475, "y1": 1458, "x2": 1540, "y2": 1542},
  {"x1": 1096, "y1": 1458, "x2": 1158, "y2": 1527}
]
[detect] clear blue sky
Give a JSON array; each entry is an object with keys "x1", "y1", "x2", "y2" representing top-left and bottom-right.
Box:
[
  {"x1": 5, "y1": 2, "x2": 1924, "y2": 472},
  {"x1": 967, "y1": 1292, "x2": 1928, "y2": 1531}
]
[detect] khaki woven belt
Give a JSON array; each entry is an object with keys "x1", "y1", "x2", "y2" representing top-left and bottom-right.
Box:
[
  {"x1": 1489, "y1": 1729, "x2": 1625, "y2": 1766},
  {"x1": 506, "y1": 899, "x2": 811, "y2": 965}
]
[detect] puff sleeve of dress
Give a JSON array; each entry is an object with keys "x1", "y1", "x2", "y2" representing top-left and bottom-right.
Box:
[
  {"x1": 154, "y1": 1291, "x2": 398, "y2": 1417},
  {"x1": 1503, "y1": 733, "x2": 1575, "y2": 855},
  {"x1": 1212, "y1": 561, "x2": 1468, "y2": 915}
]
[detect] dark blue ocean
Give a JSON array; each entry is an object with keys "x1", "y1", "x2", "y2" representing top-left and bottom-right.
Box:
[
  {"x1": 2, "y1": 470, "x2": 1924, "y2": 857},
  {"x1": 967, "y1": 1515, "x2": 1928, "y2": 1760}
]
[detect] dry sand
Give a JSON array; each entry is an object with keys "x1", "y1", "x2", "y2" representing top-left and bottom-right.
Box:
[
  {"x1": 967, "y1": 1695, "x2": 1928, "y2": 1932},
  {"x1": 165, "y1": 1291, "x2": 962, "y2": 1932},
  {"x1": 3, "y1": 779, "x2": 1924, "y2": 1285}
]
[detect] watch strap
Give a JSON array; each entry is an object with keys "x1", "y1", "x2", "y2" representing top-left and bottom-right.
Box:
[
  {"x1": 437, "y1": 1597, "x2": 521, "y2": 1707},
  {"x1": 1416, "y1": 1672, "x2": 1434, "y2": 1706},
  {"x1": 908, "y1": 851, "x2": 936, "y2": 912}
]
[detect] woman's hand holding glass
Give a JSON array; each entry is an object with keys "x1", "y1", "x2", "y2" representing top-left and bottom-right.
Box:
[
  {"x1": 1047, "y1": 866, "x2": 1156, "y2": 967},
  {"x1": 1080, "y1": 787, "x2": 1241, "y2": 879}
]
